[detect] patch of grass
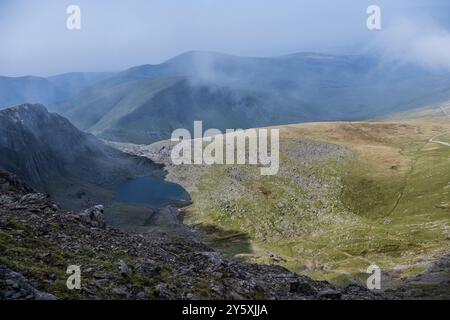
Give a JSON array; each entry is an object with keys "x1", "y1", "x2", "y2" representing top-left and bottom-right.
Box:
[{"x1": 173, "y1": 120, "x2": 450, "y2": 285}]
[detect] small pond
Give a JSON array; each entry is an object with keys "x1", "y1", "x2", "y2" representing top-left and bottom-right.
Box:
[{"x1": 115, "y1": 176, "x2": 190, "y2": 207}]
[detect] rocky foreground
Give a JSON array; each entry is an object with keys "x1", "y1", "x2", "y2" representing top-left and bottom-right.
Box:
[{"x1": 0, "y1": 170, "x2": 382, "y2": 300}]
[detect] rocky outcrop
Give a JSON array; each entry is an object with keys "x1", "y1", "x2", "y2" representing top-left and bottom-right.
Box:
[
  {"x1": 0, "y1": 104, "x2": 163, "y2": 211},
  {"x1": 79, "y1": 205, "x2": 106, "y2": 229},
  {"x1": 5, "y1": 169, "x2": 447, "y2": 300},
  {"x1": 0, "y1": 170, "x2": 381, "y2": 300},
  {"x1": 0, "y1": 265, "x2": 56, "y2": 300}
]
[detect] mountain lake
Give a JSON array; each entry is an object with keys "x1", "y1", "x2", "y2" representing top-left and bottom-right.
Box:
[{"x1": 115, "y1": 176, "x2": 191, "y2": 207}]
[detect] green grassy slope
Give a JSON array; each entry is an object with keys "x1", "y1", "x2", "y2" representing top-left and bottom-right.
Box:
[{"x1": 158, "y1": 110, "x2": 450, "y2": 286}]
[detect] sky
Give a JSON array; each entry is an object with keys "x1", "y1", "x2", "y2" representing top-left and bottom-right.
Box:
[{"x1": 0, "y1": 0, "x2": 449, "y2": 76}]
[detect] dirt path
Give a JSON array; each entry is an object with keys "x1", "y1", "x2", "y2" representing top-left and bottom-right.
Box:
[{"x1": 430, "y1": 135, "x2": 450, "y2": 147}]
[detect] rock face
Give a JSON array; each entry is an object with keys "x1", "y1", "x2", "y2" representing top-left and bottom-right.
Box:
[
  {"x1": 0, "y1": 104, "x2": 163, "y2": 211},
  {"x1": 0, "y1": 170, "x2": 382, "y2": 300},
  {"x1": 0, "y1": 265, "x2": 57, "y2": 300},
  {"x1": 79, "y1": 205, "x2": 106, "y2": 229},
  {"x1": 0, "y1": 104, "x2": 161, "y2": 191}
]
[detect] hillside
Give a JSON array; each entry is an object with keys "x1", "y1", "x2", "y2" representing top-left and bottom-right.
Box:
[
  {"x1": 70, "y1": 78, "x2": 302, "y2": 144},
  {"x1": 111, "y1": 102, "x2": 450, "y2": 296},
  {"x1": 56, "y1": 51, "x2": 450, "y2": 144},
  {"x1": 0, "y1": 104, "x2": 163, "y2": 213},
  {"x1": 0, "y1": 170, "x2": 380, "y2": 300}
]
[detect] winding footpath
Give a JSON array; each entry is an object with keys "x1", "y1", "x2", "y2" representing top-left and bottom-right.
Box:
[
  {"x1": 429, "y1": 106, "x2": 450, "y2": 147},
  {"x1": 430, "y1": 137, "x2": 450, "y2": 147}
]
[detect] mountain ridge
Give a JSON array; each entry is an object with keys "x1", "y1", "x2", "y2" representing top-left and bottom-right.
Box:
[
  {"x1": 55, "y1": 51, "x2": 450, "y2": 144},
  {"x1": 2, "y1": 51, "x2": 450, "y2": 145},
  {"x1": 0, "y1": 104, "x2": 163, "y2": 211},
  {"x1": 0, "y1": 72, "x2": 113, "y2": 110}
]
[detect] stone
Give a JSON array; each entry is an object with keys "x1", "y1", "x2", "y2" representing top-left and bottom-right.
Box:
[
  {"x1": 136, "y1": 291, "x2": 146, "y2": 300},
  {"x1": 317, "y1": 289, "x2": 342, "y2": 299},
  {"x1": 112, "y1": 286, "x2": 129, "y2": 297},
  {"x1": 155, "y1": 283, "x2": 172, "y2": 300},
  {"x1": 0, "y1": 265, "x2": 57, "y2": 300},
  {"x1": 201, "y1": 252, "x2": 222, "y2": 266},
  {"x1": 119, "y1": 260, "x2": 132, "y2": 277},
  {"x1": 79, "y1": 205, "x2": 106, "y2": 229},
  {"x1": 289, "y1": 279, "x2": 316, "y2": 296}
]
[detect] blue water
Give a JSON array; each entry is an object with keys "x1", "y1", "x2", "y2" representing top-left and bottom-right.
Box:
[{"x1": 115, "y1": 176, "x2": 191, "y2": 207}]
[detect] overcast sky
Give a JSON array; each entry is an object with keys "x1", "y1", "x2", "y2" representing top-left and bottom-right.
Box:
[{"x1": 0, "y1": 0, "x2": 449, "y2": 76}]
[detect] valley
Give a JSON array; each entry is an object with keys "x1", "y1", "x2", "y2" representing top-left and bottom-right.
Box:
[
  {"x1": 0, "y1": 104, "x2": 191, "y2": 233},
  {"x1": 2, "y1": 0, "x2": 450, "y2": 303},
  {"x1": 1, "y1": 51, "x2": 449, "y2": 300},
  {"x1": 111, "y1": 104, "x2": 450, "y2": 294},
  {"x1": 0, "y1": 170, "x2": 385, "y2": 300}
]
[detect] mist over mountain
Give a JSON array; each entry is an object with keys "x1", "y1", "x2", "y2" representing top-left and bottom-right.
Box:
[
  {"x1": 2, "y1": 51, "x2": 450, "y2": 144},
  {"x1": 57, "y1": 51, "x2": 450, "y2": 143},
  {"x1": 0, "y1": 104, "x2": 162, "y2": 209},
  {"x1": 0, "y1": 72, "x2": 112, "y2": 109},
  {"x1": 2, "y1": 0, "x2": 450, "y2": 302}
]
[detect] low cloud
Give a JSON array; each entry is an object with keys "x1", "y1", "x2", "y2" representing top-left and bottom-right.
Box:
[{"x1": 374, "y1": 18, "x2": 450, "y2": 71}]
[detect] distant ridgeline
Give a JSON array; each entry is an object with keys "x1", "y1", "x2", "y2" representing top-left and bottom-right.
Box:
[{"x1": 2, "y1": 51, "x2": 450, "y2": 144}]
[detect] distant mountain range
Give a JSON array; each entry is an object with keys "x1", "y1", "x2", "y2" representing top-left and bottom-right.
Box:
[
  {"x1": 2, "y1": 51, "x2": 450, "y2": 144},
  {"x1": 0, "y1": 72, "x2": 112, "y2": 108}
]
